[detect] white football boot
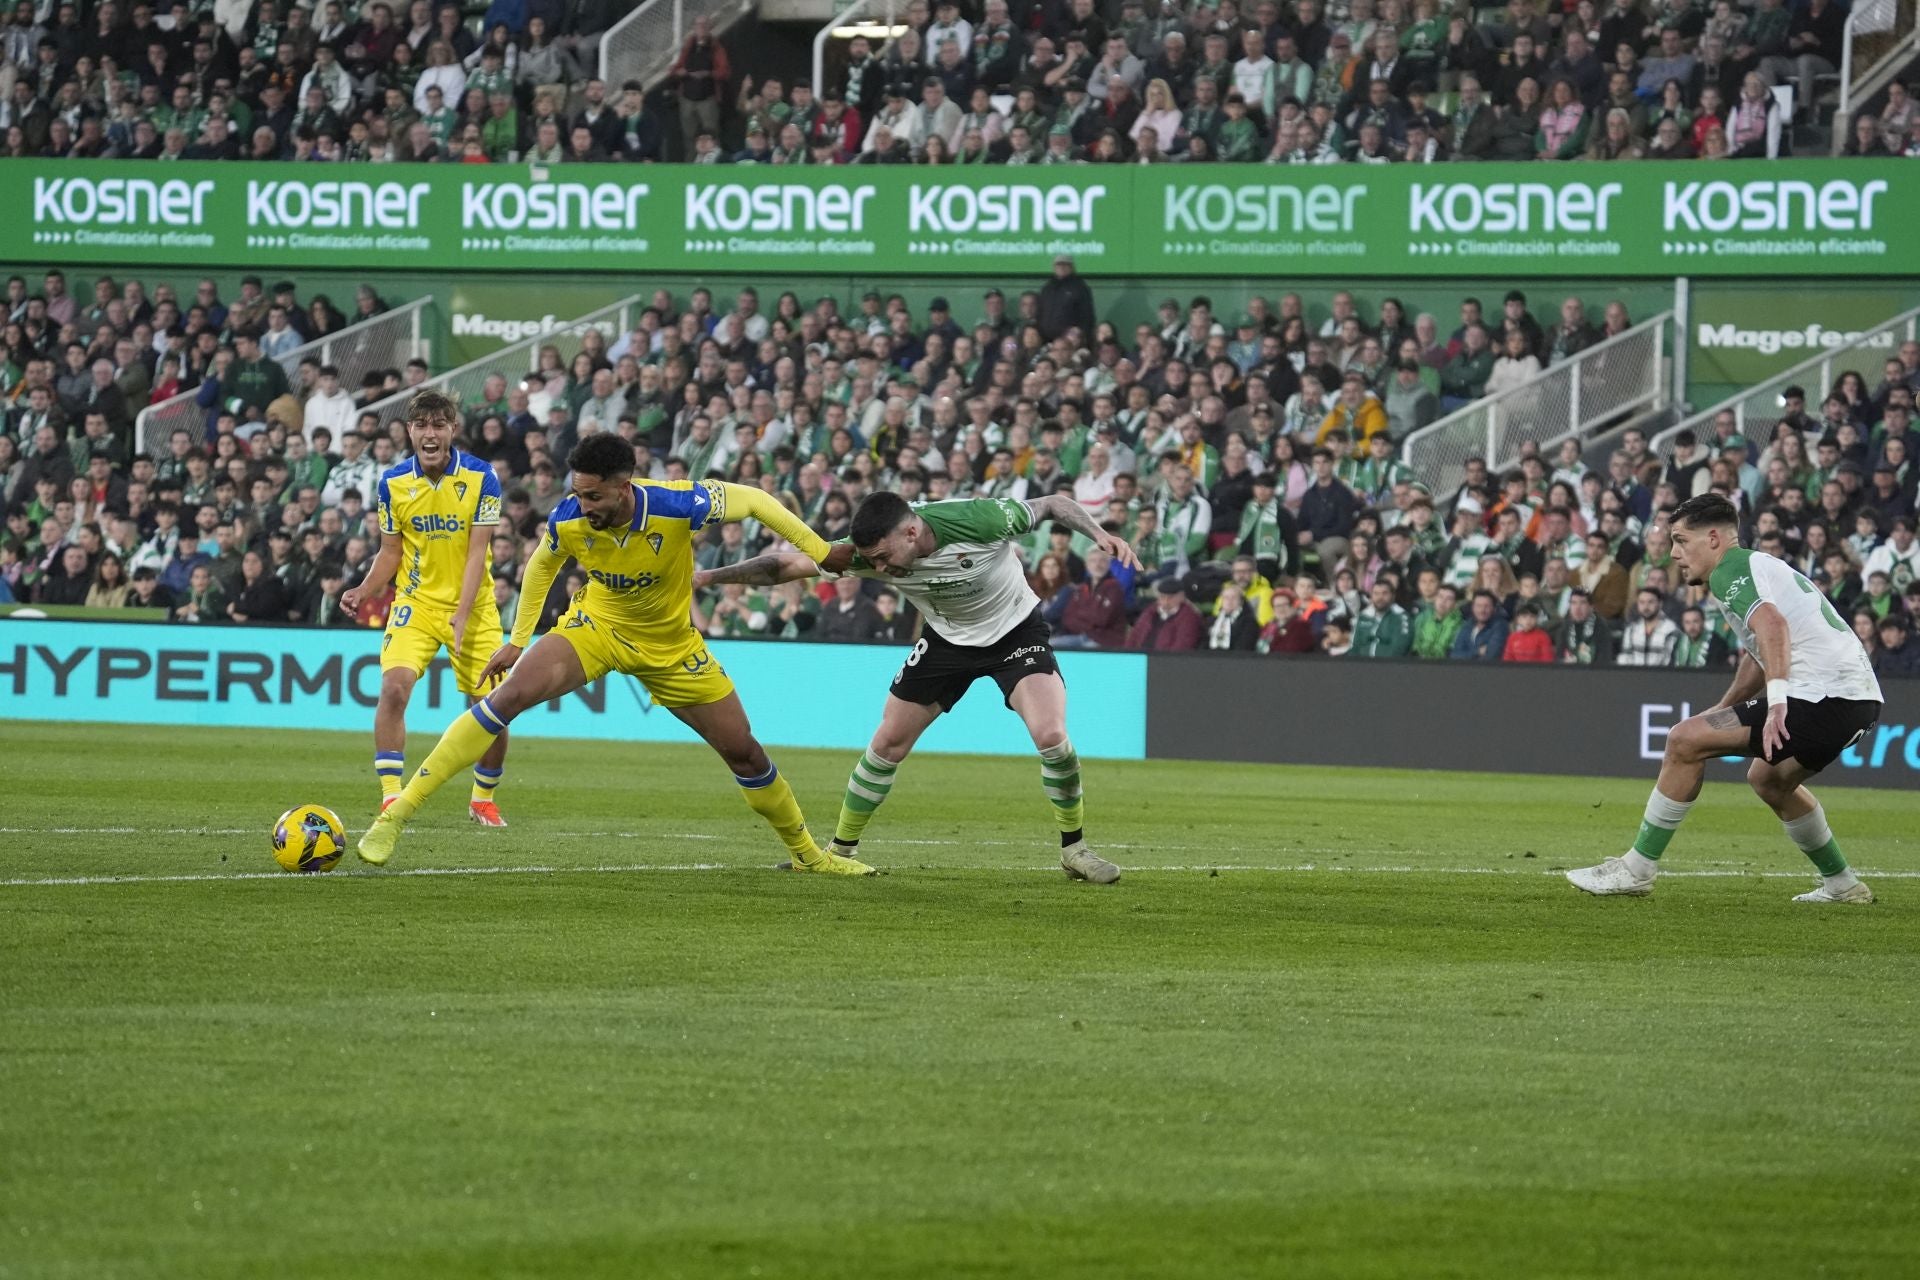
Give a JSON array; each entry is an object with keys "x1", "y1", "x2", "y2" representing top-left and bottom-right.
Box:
[
  {"x1": 1061, "y1": 840, "x2": 1121, "y2": 884},
  {"x1": 1792, "y1": 880, "x2": 1875, "y2": 904},
  {"x1": 1566, "y1": 856, "x2": 1656, "y2": 897}
]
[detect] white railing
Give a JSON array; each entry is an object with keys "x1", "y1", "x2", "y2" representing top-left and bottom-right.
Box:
[
  {"x1": 355, "y1": 295, "x2": 644, "y2": 435},
  {"x1": 1402, "y1": 312, "x2": 1673, "y2": 499},
  {"x1": 135, "y1": 297, "x2": 429, "y2": 456},
  {"x1": 1839, "y1": 0, "x2": 1901, "y2": 118},
  {"x1": 1834, "y1": 0, "x2": 1917, "y2": 152},
  {"x1": 1651, "y1": 304, "x2": 1920, "y2": 453},
  {"x1": 813, "y1": 0, "x2": 899, "y2": 105},
  {"x1": 601, "y1": 0, "x2": 755, "y2": 97}
]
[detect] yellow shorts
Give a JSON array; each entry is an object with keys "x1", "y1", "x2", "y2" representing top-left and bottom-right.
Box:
[
  {"x1": 380, "y1": 599, "x2": 504, "y2": 698},
  {"x1": 551, "y1": 605, "x2": 735, "y2": 709}
]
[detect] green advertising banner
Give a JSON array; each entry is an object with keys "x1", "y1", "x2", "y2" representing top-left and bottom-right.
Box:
[
  {"x1": 443, "y1": 279, "x2": 637, "y2": 365},
  {"x1": 2, "y1": 157, "x2": 1911, "y2": 280},
  {"x1": 1687, "y1": 283, "x2": 1914, "y2": 387}
]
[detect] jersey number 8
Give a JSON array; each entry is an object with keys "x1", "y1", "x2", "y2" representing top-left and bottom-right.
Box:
[{"x1": 893, "y1": 639, "x2": 929, "y2": 686}]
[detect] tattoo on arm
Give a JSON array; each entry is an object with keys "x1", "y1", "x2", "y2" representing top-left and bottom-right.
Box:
[
  {"x1": 701, "y1": 552, "x2": 817, "y2": 587},
  {"x1": 1031, "y1": 494, "x2": 1106, "y2": 543}
]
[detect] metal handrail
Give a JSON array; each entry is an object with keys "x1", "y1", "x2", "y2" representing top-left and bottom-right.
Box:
[
  {"x1": 133, "y1": 296, "x2": 429, "y2": 455},
  {"x1": 1833, "y1": 0, "x2": 1920, "y2": 153},
  {"x1": 1651, "y1": 303, "x2": 1920, "y2": 452},
  {"x1": 813, "y1": 0, "x2": 898, "y2": 107},
  {"x1": 1402, "y1": 311, "x2": 1672, "y2": 490},
  {"x1": 600, "y1": 0, "x2": 756, "y2": 103},
  {"x1": 600, "y1": 0, "x2": 680, "y2": 84}
]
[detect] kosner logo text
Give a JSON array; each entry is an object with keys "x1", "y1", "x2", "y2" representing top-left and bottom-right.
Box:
[
  {"x1": 1163, "y1": 182, "x2": 1366, "y2": 233},
  {"x1": 908, "y1": 183, "x2": 1108, "y2": 233},
  {"x1": 34, "y1": 176, "x2": 214, "y2": 225},
  {"x1": 1410, "y1": 181, "x2": 1622, "y2": 233},
  {"x1": 462, "y1": 181, "x2": 651, "y2": 231},
  {"x1": 685, "y1": 182, "x2": 875, "y2": 232},
  {"x1": 249, "y1": 179, "x2": 429, "y2": 228},
  {"x1": 1665, "y1": 179, "x2": 1888, "y2": 232}
]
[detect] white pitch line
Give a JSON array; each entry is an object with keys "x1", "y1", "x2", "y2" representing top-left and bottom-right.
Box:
[
  {"x1": 0, "y1": 827, "x2": 1413, "y2": 857},
  {"x1": 8, "y1": 827, "x2": 1904, "y2": 863},
  {"x1": 2, "y1": 862, "x2": 1917, "y2": 889}
]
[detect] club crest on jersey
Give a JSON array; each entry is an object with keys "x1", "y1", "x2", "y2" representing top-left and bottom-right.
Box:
[
  {"x1": 583, "y1": 534, "x2": 596, "y2": 551},
  {"x1": 647, "y1": 532, "x2": 663, "y2": 555},
  {"x1": 455, "y1": 480, "x2": 468, "y2": 501},
  {"x1": 959, "y1": 556, "x2": 974, "y2": 568}
]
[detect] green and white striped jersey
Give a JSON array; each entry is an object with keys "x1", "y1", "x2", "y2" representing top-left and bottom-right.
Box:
[{"x1": 1708, "y1": 548, "x2": 1881, "y2": 704}]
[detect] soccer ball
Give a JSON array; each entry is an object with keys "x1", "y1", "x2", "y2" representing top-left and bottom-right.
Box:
[{"x1": 272, "y1": 804, "x2": 347, "y2": 874}]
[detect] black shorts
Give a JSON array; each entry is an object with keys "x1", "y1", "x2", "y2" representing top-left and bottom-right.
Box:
[
  {"x1": 890, "y1": 610, "x2": 1060, "y2": 712},
  {"x1": 1733, "y1": 695, "x2": 1880, "y2": 773}
]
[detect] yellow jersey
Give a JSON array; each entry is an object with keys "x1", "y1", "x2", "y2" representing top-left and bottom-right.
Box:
[
  {"x1": 510, "y1": 478, "x2": 830, "y2": 657},
  {"x1": 375, "y1": 450, "x2": 502, "y2": 613}
]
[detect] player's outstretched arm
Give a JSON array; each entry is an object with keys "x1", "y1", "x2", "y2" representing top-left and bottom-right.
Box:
[
  {"x1": 451, "y1": 514, "x2": 494, "y2": 652},
  {"x1": 1026, "y1": 493, "x2": 1142, "y2": 570},
  {"x1": 695, "y1": 552, "x2": 826, "y2": 589},
  {"x1": 341, "y1": 531, "x2": 403, "y2": 614},
  {"x1": 508, "y1": 537, "x2": 567, "y2": 650},
  {"x1": 714, "y1": 482, "x2": 833, "y2": 564}
]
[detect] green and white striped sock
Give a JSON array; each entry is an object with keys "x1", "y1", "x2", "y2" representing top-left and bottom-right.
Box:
[
  {"x1": 833, "y1": 748, "x2": 899, "y2": 848},
  {"x1": 1039, "y1": 739, "x2": 1085, "y2": 843}
]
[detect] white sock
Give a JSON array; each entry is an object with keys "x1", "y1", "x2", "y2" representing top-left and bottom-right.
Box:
[
  {"x1": 1781, "y1": 804, "x2": 1831, "y2": 852},
  {"x1": 1644, "y1": 789, "x2": 1694, "y2": 828},
  {"x1": 1621, "y1": 790, "x2": 1691, "y2": 876},
  {"x1": 1781, "y1": 805, "x2": 1858, "y2": 889}
]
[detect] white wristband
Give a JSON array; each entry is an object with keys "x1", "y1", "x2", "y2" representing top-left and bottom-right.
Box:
[{"x1": 1766, "y1": 679, "x2": 1790, "y2": 708}]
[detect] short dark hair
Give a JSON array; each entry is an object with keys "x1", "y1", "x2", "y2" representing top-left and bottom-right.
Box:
[
  {"x1": 568, "y1": 432, "x2": 634, "y2": 480},
  {"x1": 1670, "y1": 493, "x2": 1739, "y2": 530},
  {"x1": 850, "y1": 491, "x2": 914, "y2": 548},
  {"x1": 405, "y1": 387, "x2": 459, "y2": 429}
]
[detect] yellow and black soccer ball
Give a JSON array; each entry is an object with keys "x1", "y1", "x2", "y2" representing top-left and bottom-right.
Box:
[{"x1": 271, "y1": 804, "x2": 347, "y2": 874}]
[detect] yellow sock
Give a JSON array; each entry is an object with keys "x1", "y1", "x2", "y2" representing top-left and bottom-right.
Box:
[
  {"x1": 735, "y1": 764, "x2": 817, "y2": 862},
  {"x1": 375, "y1": 750, "x2": 404, "y2": 798},
  {"x1": 470, "y1": 765, "x2": 503, "y2": 805},
  {"x1": 389, "y1": 699, "x2": 506, "y2": 823}
]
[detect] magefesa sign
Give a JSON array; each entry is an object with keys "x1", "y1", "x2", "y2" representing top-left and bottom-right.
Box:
[{"x1": 4, "y1": 158, "x2": 1912, "y2": 277}]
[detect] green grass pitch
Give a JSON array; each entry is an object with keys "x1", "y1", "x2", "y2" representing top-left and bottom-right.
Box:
[{"x1": 3, "y1": 719, "x2": 1917, "y2": 1279}]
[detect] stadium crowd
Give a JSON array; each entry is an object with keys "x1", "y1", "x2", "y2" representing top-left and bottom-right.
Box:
[
  {"x1": 0, "y1": 0, "x2": 1909, "y2": 164},
  {"x1": 2, "y1": 265, "x2": 1916, "y2": 678}
]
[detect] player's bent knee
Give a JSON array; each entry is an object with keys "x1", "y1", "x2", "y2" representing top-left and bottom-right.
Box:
[
  {"x1": 482, "y1": 686, "x2": 533, "y2": 723},
  {"x1": 869, "y1": 730, "x2": 915, "y2": 762},
  {"x1": 377, "y1": 673, "x2": 414, "y2": 711},
  {"x1": 1029, "y1": 725, "x2": 1068, "y2": 752},
  {"x1": 724, "y1": 741, "x2": 769, "y2": 778},
  {"x1": 1746, "y1": 760, "x2": 1793, "y2": 804},
  {"x1": 1666, "y1": 718, "x2": 1718, "y2": 761}
]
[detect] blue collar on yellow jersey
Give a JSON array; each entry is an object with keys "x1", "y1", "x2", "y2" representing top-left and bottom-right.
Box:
[
  {"x1": 546, "y1": 486, "x2": 646, "y2": 530},
  {"x1": 386, "y1": 450, "x2": 482, "y2": 485},
  {"x1": 548, "y1": 482, "x2": 710, "y2": 534}
]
